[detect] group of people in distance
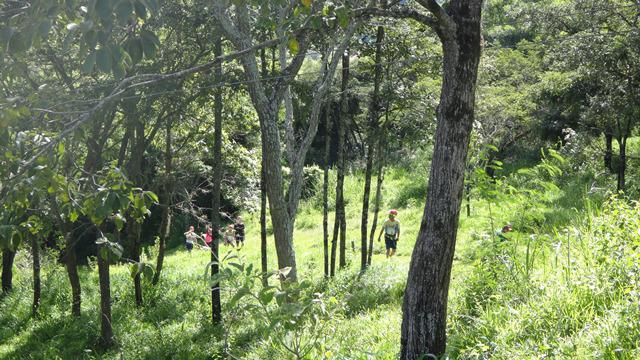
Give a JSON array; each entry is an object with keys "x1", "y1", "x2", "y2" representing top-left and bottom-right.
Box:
[
  {"x1": 182, "y1": 210, "x2": 403, "y2": 258},
  {"x1": 183, "y1": 216, "x2": 246, "y2": 253}
]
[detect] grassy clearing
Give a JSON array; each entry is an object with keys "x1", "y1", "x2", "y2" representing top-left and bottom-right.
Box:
[{"x1": 1, "y1": 164, "x2": 639, "y2": 359}]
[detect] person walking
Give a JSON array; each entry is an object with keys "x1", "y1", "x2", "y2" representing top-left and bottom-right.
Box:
[
  {"x1": 184, "y1": 225, "x2": 198, "y2": 253},
  {"x1": 234, "y1": 216, "x2": 245, "y2": 249},
  {"x1": 377, "y1": 209, "x2": 401, "y2": 258},
  {"x1": 223, "y1": 224, "x2": 236, "y2": 247}
]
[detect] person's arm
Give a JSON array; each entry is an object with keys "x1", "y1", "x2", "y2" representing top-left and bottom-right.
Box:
[{"x1": 396, "y1": 223, "x2": 400, "y2": 241}]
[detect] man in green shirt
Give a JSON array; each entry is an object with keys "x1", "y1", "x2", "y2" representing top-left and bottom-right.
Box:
[{"x1": 378, "y1": 209, "x2": 400, "y2": 258}]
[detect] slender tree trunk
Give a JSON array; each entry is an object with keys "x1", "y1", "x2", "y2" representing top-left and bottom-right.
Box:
[
  {"x1": 332, "y1": 51, "x2": 349, "y2": 274},
  {"x1": 1, "y1": 249, "x2": 15, "y2": 293},
  {"x1": 400, "y1": 1, "x2": 484, "y2": 358},
  {"x1": 31, "y1": 235, "x2": 41, "y2": 317},
  {"x1": 210, "y1": 33, "x2": 224, "y2": 324},
  {"x1": 617, "y1": 136, "x2": 626, "y2": 192},
  {"x1": 604, "y1": 130, "x2": 613, "y2": 172},
  {"x1": 361, "y1": 26, "x2": 385, "y2": 271},
  {"x1": 153, "y1": 118, "x2": 174, "y2": 286},
  {"x1": 368, "y1": 138, "x2": 385, "y2": 266},
  {"x1": 260, "y1": 42, "x2": 269, "y2": 287},
  {"x1": 130, "y1": 224, "x2": 143, "y2": 307},
  {"x1": 63, "y1": 224, "x2": 81, "y2": 316},
  {"x1": 465, "y1": 183, "x2": 471, "y2": 217},
  {"x1": 97, "y1": 241, "x2": 114, "y2": 347},
  {"x1": 323, "y1": 104, "x2": 332, "y2": 277}
]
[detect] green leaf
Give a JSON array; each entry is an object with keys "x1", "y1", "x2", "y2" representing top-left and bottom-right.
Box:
[
  {"x1": 115, "y1": 0, "x2": 133, "y2": 23},
  {"x1": 70, "y1": 211, "x2": 79, "y2": 222},
  {"x1": 228, "y1": 287, "x2": 250, "y2": 308},
  {"x1": 112, "y1": 62, "x2": 125, "y2": 79},
  {"x1": 126, "y1": 38, "x2": 143, "y2": 64},
  {"x1": 82, "y1": 51, "x2": 96, "y2": 73},
  {"x1": 335, "y1": 7, "x2": 348, "y2": 29},
  {"x1": 301, "y1": 0, "x2": 312, "y2": 7},
  {"x1": 288, "y1": 38, "x2": 299, "y2": 55},
  {"x1": 259, "y1": 289, "x2": 275, "y2": 305},
  {"x1": 134, "y1": 1, "x2": 147, "y2": 18},
  {"x1": 95, "y1": 0, "x2": 113, "y2": 22},
  {"x1": 141, "y1": 30, "x2": 158, "y2": 58},
  {"x1": 38, "y1": 20, "x2": 53, "y2": 38},
  {"x1": 96, "y1": 47, "x2": 112, "y2": 73}
]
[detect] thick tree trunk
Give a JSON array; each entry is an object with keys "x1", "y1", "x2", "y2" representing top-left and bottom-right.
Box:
[
  {"x1": 323, "y1": 104, "x2": 331, "y2": 278},
  {"x1": 604, "y1": 130, "x2": 613, "y2": 172},
  {"x1": 617, "y1": 136, "x2": 626, "y2": 192},
  {"x1": 31, "y1": 235, "x2": 41, "y2": 317},
  {"x1": 368, "y1": 138, "x2": 385, "y2": 266},
  {"x1": 63, "y1": 226, "x2": 81, "y2": 316},
  {"x1": 211, "y1": 33, "x2": 223, "y2": 324},
  {"x1": 97, "y1": 242, "x2": 114, "y2": 347},
  {"x1": 400, "y1": 1, "x2": 484, "y2": 358},
  {"x1": 1, "y1": 249, "x2": 15, "y2": 293},
  {"x1": 361, "y1": 26, "x2": 385, "y2": 271}
]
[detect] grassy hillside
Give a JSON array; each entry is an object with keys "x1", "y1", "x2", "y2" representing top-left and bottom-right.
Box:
[{"x1": 1, "y1": 164, "x2": 639, "y2": 359}]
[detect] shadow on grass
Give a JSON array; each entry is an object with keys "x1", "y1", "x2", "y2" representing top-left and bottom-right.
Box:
[{"x1": 2, "y1": 313, "x2": 102, "y2": 360}]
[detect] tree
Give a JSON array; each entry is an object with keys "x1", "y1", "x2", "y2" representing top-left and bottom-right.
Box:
[
  {"x1": 213, "y1": 1, "x2": 362, "y2": 281},
  {"x1": 359, "y1": 0, "x2": 485, "y2": 356}
]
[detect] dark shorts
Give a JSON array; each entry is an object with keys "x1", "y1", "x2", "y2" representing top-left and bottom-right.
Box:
[
  {"x1": 185, "y1": 242, "x2": 193, "y2": 251},
  {"x1": 385, "y1": 235, "x2": 397, "y2": 250},
  {"x1": 236, "y1": 235, "x2": 245, "y2": 243}
]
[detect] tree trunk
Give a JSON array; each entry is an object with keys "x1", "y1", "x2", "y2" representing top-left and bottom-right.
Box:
[
  {"x1": 152, "y1": 199, "x2": 171, "y2": 286},
  {"x1": 97, "y1": 242, "x2": 114, "y2": 347},
  {"x1": 332, "y1": 51, "x2": 349, "y2": 275},
  {"x1": 31, "y1": 235, "x2": 41, "y2": 317},
  {"x1": 323, "y1": 103, "x2": 331, "y2": 278},
  {"x1": 361, "y1": 26, "x2": 385, "y2": 271},
  {"x1": 260, "y1": 40, "x2": 269, "y2": 287},
  {"x1": 604, "y1": 130, "x2": 613, "y2": 172},
  {"x1": 63, "y1": 225, "x2": 81, "y2": 316},
  {"x1": 368, "y1": 138, "x2": 385, "y2": 266},
  {"x1": 617, "y1": 136, "x2": 626, "y2": 192},
  {"x1": 1, "y1": 249, "x2": 15, "y2": 293},
  {"x1": 260, "y1": 159, "x2": 268, "y2": 286},
  {"x1": 130, "y1": 224, "x2": 143, "y2": 307},
  {"x1": 153, "y1": 117, "x2": 174, "y2": 286},
  {"x1": 211, "y1": 32, "x2": 224, "y2": 325},
  {"x1": 400, "y1": 1, "x2": 484, "y2": 358}
]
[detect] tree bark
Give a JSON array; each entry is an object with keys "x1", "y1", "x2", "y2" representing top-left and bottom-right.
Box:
[
  {"x1": 617, "y1": 136, "x2": 626, "y2": 192},
  {"x1": 1, "y1": 249, "x2": 15, "y2": 293},
  {"x1": 260, "y1": 41, "x2": 269, "y2": 287},
  {"x1": 97, "y1": 242, "x2": 114, "y2": 347},
  {"x1": 31, "y1": 234, "x2": 41, "y2": 317},
  {"x1": 604, "y1": 130, "x2": 613, "y2": 172},
  {"x1": 361, "y1": 25, "x2": 385, "y2": 271},
  {"x1": 63, "y1": 224, "x2": 81, "y2": 316},
  {"x1": 368, "y1": 137, "x2": 385, "y2": 266},
  {"x1": 152, "y1": 118, "x2": 173, "y2": 286},
  {"x1": 331, "y1": 51, "x2": 350, "y2": 275},
  {"x1": 400, "y1": 1, "x2": 484, "y2": 358},
  {"x1": 210, "y1": 32, "x2": 224, "y2": 325},
  {"x1": 323, "y1": 103, "x2": 332, "y2": 278}
]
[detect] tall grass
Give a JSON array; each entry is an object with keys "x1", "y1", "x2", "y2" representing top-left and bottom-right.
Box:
[{"x1": 1, "y1": 154, "x2": 640, "y2": 358}]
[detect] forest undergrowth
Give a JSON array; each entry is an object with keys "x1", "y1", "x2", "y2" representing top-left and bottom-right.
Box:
[{"x1": 1, "y1": 159, "x2": 639, "y2": 359}]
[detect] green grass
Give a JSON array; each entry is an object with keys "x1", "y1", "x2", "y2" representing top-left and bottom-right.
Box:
[{"x1": 1, "y1": 162, "x2": 639, "y2": 359}]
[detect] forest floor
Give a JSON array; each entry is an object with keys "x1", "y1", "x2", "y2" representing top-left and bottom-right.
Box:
[{"x1": 1, "y1": 167, "x2": 639, "y2": 359}]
